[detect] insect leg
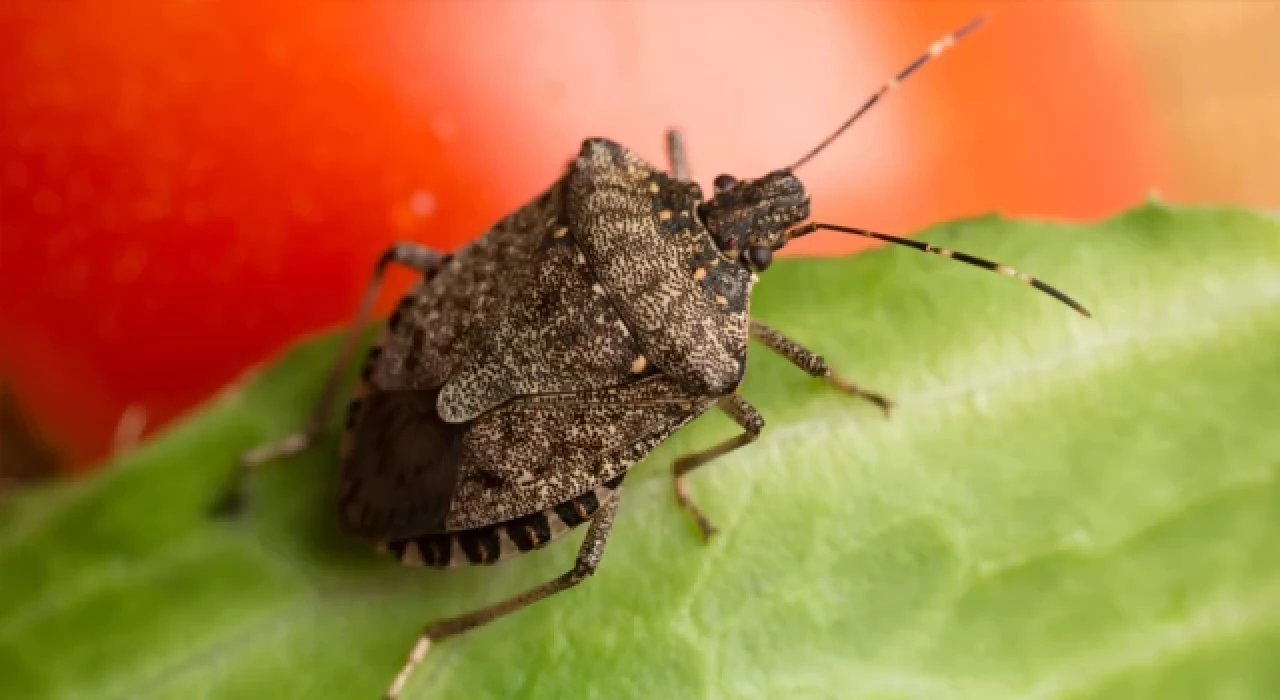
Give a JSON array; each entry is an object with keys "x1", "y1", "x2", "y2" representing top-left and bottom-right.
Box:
[
  {"x1": 666, "y1": 129, "x2": 690, "y2": 180},
  {"x1": 750, "y1": 319, "x2": 892, "y2": 416},
  {"x1": 212, "y1": 242, "x2": 447, "y2": 516},
  {"x1": 384, "y1": 487, "x2": 623, "y2": 700},
  {"x1": 672, "y1": 394, "x2": 763, "y2": 540}
]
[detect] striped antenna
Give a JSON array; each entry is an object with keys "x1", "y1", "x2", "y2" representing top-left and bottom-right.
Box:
[
  {"x1": 787, "y1": 14, "x2": 987, "y2": 172},
  {"x1": 788, "y1": 222, "x2": 1092, "y2": 317}
]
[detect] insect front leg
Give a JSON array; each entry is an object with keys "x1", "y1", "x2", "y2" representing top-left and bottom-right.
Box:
[
  {"x1": 749, "y1": 319, "x2": 893, "y2": 416},
  {"x1": 665, "y1": 129, "x2": 690, "y2": 180},
  {"x1": 385, "y1": 487, "x2": 623, "y2": 700},
  {"x1": 212, "y1": 242, "x2": 447, "y2": 516},
  {"x1": 672, "y1": 394, "x2": 763, "y2": 540}
]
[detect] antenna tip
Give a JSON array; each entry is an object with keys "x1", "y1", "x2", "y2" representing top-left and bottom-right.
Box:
[
  {"x1": 1063, "y1": 297, "x2": 1093, "y2": 318},
  {"x1": 956, "y1": 13, "x2": 989, "y2": 39}
]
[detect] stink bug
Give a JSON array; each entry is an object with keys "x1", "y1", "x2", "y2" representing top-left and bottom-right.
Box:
[{"x1": 217, "y1": 15, "x2": 1090, "y2": 699}]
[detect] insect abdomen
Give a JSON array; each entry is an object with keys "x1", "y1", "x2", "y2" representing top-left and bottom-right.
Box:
[{"x1": 383, "y1": 475, "x2": 624, "y2": 569}]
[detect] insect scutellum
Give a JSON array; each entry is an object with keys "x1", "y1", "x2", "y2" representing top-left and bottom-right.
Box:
[{"x1": 692, "y1": 13, "x2": 1090, "y2": 317}]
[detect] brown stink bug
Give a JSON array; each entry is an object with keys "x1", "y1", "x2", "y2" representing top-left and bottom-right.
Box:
[{"x1": 216, "y1": 15, "x2": 1090, "y2": 699}]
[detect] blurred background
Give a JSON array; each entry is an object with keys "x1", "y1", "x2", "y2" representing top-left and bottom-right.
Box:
[{"x1": 1, "y1": 0, "x2": 1276, "y2": 482}]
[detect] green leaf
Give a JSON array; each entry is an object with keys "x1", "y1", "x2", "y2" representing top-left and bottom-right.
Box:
[{"x1": 3, "y1": 203, "x2": 1279, "y2": 700}]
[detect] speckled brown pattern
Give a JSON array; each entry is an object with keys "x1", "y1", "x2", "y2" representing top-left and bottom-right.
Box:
[
  {"x1": 445, "y1": 376, "x2": 714, "y2": 530},
  {"x1": 339, "y1": 136, "x2": 812, "y2": 544},
  {"x1": 568, "y1": 139, "x2": 754, "y2": 395}
]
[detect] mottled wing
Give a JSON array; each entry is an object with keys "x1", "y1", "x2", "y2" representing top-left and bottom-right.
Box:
[
  {"x1": 435, "y1": 201, "x2": 651, "y2": 421},
  {"x1": 343, "y1": 180, "x2": 567, "y2": 539},
  {"x1": 339, "y1": 388, "x2": 466, "y2": 540},
  {"x1": 442, "y1": 376, "x2": 716, "y2": 531},
  {"x1": 372, "y1": 180, "x2": 564, "y2": 392}
]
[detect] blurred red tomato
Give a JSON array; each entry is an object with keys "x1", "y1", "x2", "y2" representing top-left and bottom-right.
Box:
[{"x1": 0, "y1": 1, "x2": 1166, "y2": 472}]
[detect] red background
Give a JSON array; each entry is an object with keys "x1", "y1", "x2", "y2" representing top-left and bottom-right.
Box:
[{"x1": 0, "y1": 1, "x2": 1165, "y2": 472}]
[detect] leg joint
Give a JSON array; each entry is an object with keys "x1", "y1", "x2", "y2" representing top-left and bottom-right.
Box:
[
  {"x1": 375, "y1": 244, "x2": 404, "y2": 272},
  {"x1": 378, "y1": 242, "x2": 444, "y2": 275},
  {"x1": 571, "y1": 558, "x2": 598, "y2": 581},
  {"x1": 807, "y1": 354, "x2": 830, "y2": 378}
]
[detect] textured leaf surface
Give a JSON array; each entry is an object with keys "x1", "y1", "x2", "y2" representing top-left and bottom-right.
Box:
[{"x1": 3, "y1": 203, "x2": 1279, "y2": 700}]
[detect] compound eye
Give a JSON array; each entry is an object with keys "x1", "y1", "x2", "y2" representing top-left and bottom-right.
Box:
[
  {"x1": 746, "y1": 245, "x2": 773, "y2": 272},
  {"x1": 713, "y1": 174, "x2": 738, "y2": 193}
]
